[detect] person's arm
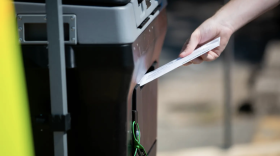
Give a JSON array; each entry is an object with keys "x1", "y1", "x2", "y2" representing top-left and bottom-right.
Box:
[{"x1": 179, "y1": 0, "x2": 280, "y2": 65}]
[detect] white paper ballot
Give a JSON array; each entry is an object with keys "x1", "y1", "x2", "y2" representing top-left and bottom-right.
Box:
[{"x1": 138, "y1": 37, "x2": 221, "y2": 86}]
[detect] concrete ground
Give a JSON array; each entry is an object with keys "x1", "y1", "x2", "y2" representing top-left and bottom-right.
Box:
[
  {"x1": 157, "y1": 116, "x2": 280, "y2": 156},
  {"x1": 157, "y1": 50, "x2": 258, "y2": 152},
  {"x1": 158, "y1": 142, "x2": 280, "y2": 156}
]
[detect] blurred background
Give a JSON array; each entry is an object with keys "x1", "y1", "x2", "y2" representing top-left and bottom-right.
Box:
[{"x1": 157, "y1": 0, "x2": 280, "y2": 155}]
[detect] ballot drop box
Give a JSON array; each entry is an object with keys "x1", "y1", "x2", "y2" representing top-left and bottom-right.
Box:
[{"x1": 14, "y1": 0, "x2": 167, "y2": 155}]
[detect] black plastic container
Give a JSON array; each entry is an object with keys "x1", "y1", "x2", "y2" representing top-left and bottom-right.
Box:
[{"x1": 21, "y1": 9, "x2": 167, "y2": 156}]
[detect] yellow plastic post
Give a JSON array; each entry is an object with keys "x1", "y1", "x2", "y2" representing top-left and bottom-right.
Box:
[{"x1": 0, "y1": 1, "x2": 35, "y2": 156}]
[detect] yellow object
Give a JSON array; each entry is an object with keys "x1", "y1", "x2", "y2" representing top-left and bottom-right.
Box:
[{"x1": 0, "y1": 0, "x2": 34, "y2": 156}]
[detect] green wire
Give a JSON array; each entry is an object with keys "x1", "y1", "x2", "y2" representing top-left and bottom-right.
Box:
[{"x1": 132, "y1": 121, "x2": 148, "y2": 156}]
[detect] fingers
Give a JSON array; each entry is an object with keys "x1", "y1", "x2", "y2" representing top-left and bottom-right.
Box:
[
  {"x1": 200, "y1": 50, "x2": 220, "y2": 61},
  {"x1": 183, "y1": 50, "x2": 219, "y2": 66},
  {"x1": 191, "y1": 57, "x2": 203, "y2": 64},
  {"x1": 183, "y1": 62, "x2": 192, "y2": 66},
  {"x1": 180, "y1": 39, "x2": 189, "y2": 53},
  {"x1": 183, "y1": 57, "x2": 203, "y2": 66},
  {"x1": 179, "y1": 30, "x2": 201, "y2": 58}
]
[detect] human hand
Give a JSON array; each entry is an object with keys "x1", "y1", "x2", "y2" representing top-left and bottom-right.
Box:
[{"x1": 179, "y1": 17, "x2": 234, "y2": 65}]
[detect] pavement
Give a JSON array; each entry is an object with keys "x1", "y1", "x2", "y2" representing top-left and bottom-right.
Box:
[
  {"x1": 158, "y1": 141, "x2": 280, "y2": 156},
  {"x1": 157, "y1": 116, "x2": 280, "y2": 156},
  {"x1": 157, "y1": 50, "x2": 258, "y2": 152}
]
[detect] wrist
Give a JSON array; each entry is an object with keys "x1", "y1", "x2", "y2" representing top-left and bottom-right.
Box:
[{"x1": 211, "y1": 12, "x2": 235, "y2": 34}]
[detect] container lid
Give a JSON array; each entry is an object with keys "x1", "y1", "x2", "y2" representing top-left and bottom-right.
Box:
[{"x1": 14, "y1": 0, "x2": 131, "y2": 6}]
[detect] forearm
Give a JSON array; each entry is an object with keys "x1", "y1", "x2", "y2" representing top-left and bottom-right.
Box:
[{"x1": 213, "y1": 0, "x2": 280, "y2": 32}]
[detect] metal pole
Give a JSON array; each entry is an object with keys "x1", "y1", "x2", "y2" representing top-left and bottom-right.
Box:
[
  {"x1": 46, "y1": 0, "x2": 68, "y2": 156},
  {"x1": 223, "y1": 38, "x2": 233, "y2": 149},
  {"x1": 223, "y1": 0, "x2": 233, "y2": 149}
]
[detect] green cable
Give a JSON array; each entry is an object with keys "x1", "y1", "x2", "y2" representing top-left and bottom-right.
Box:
[{"x1": 132, "y1": 121, "x2": 148, "y2": 156}]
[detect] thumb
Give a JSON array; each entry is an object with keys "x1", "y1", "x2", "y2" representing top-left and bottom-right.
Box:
[{"x1": 179, "y1": 30, "x2": 201, "y2": 58}]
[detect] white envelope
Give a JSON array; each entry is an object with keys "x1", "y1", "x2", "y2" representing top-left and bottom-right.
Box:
[{"x1": 139, "y1": 37, "x2": 221, "y2": 86}]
